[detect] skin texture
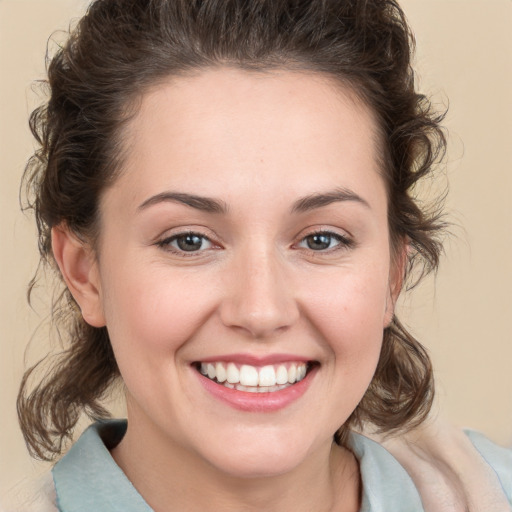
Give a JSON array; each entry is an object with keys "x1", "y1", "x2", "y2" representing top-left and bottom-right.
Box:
[{"x1": 52, "y1": 68, "x2": 405, "y2": 512}]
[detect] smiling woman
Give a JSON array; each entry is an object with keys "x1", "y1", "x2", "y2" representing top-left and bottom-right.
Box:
[
  {"x1": 9, "y1": 1, "x2": 512, "y2": 511},
  {"x1": 65, "y1": 71, "x2": 401, "y2": 485}
]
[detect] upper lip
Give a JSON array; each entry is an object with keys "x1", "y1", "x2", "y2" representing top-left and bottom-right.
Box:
[{"x1": 194, "y1": 353, "x2": 314, "y2": 366}]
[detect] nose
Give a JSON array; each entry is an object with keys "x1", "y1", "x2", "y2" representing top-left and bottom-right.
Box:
[{"x1": 218, "y1": 247, "x2": 299, "y2": 339}]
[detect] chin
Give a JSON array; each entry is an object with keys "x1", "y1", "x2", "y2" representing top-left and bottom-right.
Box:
[
  {"x1": 196, "y1": 426, "x2": 322, "y2": 479},
  {"x1": 210, "y1": 451, "x2": 308, "y2": 479}
]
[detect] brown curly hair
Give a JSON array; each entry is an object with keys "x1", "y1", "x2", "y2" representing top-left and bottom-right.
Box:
[{"x1": 18, "y1": 0, "x2": 446, "y2": 460}]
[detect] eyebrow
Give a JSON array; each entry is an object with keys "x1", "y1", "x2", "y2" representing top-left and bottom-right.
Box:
[
  {"x1": 291, "y1": 187, "x2": 370, "y2": 213},
  {"x1": 138, "y1": 187, "x2": 369, "y2": 215},
  {"x1": 138, "y1": 192, "x2": 228, "y2": 214}
]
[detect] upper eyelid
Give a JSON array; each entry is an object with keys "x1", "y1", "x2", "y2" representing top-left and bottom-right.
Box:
[
  {"x1": 156, "y1": 232, "x2": 218, "y2": 257},
  {"x1": 155, "y1": 226, "x2": 221, "y2": 244},
  {"x1": 295, "y1": 227, "x2": 353, "y2": 242},
  {"x1": 301, "y1": 232, "x2": 350, "y2": 242},
  {"x1": 154, "y1": 226, "x2": 353, "y2": 247},
  {"x1": 160, "y1": 231, "x2": 213, "y2": 244},
  {"x1": 156, "y1": 229, "x2": 212, "y2": 247},
  {"x1": 294, "y1": 229, "x2": 355, "y2": 251}
]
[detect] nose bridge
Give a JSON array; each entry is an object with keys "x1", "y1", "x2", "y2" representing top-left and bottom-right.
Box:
[{"x1": 219, "y1": 241, "x2": 298, "y2": 338}]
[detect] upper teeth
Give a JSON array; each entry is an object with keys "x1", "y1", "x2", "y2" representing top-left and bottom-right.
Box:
[{"x1": 199, "y1": 362, "x2": 308, "y2": 387}]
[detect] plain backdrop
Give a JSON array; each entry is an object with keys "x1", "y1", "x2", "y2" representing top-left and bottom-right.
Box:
[{"x1": 1, "y1": 0, "x2": 511, "y2": 493}]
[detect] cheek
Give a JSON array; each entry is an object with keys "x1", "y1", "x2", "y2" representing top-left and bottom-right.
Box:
[
  {"x1": 301, "y1": 266, "x2": 389, "y2": 369},
  {"x1": 305, "y1": 265, "x2": 389, "y2": 332},
  {"x1": 99, "y1": 264, "x2": 219, "y2": 361},
  {"x1": 294, "y1": 268, "x2": 389, "y2": 428}
]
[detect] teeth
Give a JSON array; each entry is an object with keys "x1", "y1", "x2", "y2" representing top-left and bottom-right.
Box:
[
  {"x1": 198, "y1": 361, "x2": 309, "y2": 390},
  {"x1": 276, "y1": 365, "x2": 288, "y2": 385},
  {"x1": 215, "y1": 362, "x2": 227, "y2": 383},
  {"x1": 239, "y1": 365, "x2": 259, "y2": 386},
  {"x1": 258, "y1": 365, "x2": 276, "y2": 387},
  {"x1": 226, "y1": 363, "x2": 240, "y2": 384},
  {"x1": 287, "y1": 364, "x2": 297, "y2": 384}
]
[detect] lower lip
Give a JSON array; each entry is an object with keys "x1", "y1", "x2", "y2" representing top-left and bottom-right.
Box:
[{"x1": 196, "y1": 366, "x2": 318, "y2": 412}]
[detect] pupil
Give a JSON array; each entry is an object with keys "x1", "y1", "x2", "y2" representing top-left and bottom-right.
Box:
[
  {"x1": 177, "y1": 234, "x2": 203, "y2": 251},
  {"x1": 307, "y1": 234, "x2": 331, "y2": 250}
]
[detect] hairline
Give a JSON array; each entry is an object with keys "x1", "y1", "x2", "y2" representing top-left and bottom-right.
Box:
[{"x1": 88, "y1": 63, "x2": 396, "y2": 258}]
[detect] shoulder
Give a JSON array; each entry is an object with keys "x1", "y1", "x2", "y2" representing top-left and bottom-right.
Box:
[
  {"x1": 1, "y1": 472, "x2": 57, "y2": 512},
  {"x1": 52, "y1": 420, "x2": 153, "y2": 512},
  {"x1": 354, "y1": 425, "x2": 512, "y2": 512},
  {"x1": 465, "y1": 429, "x2": 512, "y2": 502},
  {"x1": 348, "y1": 429, "x2": 512, "y2": 512},
  {"x1": 347, "y1": 432, "x2": 425, "y2": 511}
]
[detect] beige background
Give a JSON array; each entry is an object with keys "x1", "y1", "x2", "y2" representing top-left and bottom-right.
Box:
[{"x1": 1, "y1": 0, "x2": 511, "y2": 494}]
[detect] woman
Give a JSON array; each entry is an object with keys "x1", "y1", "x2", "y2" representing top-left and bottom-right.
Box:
[{"x1": 13, "y1": 0, "x2": 512, "y2": 510}]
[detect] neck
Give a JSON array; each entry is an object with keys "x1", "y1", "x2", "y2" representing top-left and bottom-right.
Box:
[{"x1": 111, "y1": 414, "x2": 361, "y2": 512}]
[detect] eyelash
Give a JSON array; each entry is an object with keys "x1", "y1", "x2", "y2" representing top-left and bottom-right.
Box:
[
  {"x1": 156, "y1": 229, "x2": 354, "y2": 256},
  {"x1": 156, "y1": 231, "x2": 215, "y2": 256},
  {"x1": 295, "y1": 230, "x2": 354, "y2": 253}
]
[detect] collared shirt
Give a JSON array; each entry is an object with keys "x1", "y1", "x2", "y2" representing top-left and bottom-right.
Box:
[{"x1": 47, "y1": 420, "x2": 511, "y2": 511}]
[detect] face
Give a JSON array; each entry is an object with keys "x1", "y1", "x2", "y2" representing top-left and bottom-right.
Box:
[{"x1": 83, "y1": 69, "x2": 401, "y2": 477}]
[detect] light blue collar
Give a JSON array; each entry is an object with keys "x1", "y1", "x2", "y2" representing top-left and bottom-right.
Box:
[
  {"x1": 53, "y1": 420, "x2": 153, "y2": 512},
  {"x1": 53, "y1": 420, "x2": 424, "y2": 512},
  {"x1": 347, "y1": 432, "x2": 424, "y2": 511}
]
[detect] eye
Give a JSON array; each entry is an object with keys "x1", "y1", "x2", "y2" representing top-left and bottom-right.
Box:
[
  {"x1": 158, "y1": 232, "x2": 213, "y2": 253},
  {"x1": 297, "y1": 231, "x2": 352, "y2": 251}
]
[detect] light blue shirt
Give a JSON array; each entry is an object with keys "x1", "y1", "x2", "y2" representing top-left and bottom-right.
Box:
[{"x1": 52, "y1": 420, "x2": 512, "y2": 512}]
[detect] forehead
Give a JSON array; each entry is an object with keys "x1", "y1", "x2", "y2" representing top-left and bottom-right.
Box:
[{"x1": 116, "y1": 67, "x2": 385, "y2": 207}]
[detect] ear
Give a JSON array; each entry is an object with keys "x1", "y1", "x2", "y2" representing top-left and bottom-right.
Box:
[
  {"x1": 384, "y1": 241, "x2": 409, "y2": 327},
  {"x1": 51, "y1": 224, "x2": 106, "y2": 328}
]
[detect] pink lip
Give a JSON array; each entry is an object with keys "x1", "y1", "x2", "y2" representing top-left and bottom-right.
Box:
[
  {"x1": 195, "y1": 364, "x2": 318, "y2": 412},
  {"x1": 197, "y1": 353, "x2": 312, "y2": 366}
]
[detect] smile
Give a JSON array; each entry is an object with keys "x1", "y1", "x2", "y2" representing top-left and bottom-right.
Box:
[{"x1": 197, "y1": 361, "x2": 309, "y2": 393}]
